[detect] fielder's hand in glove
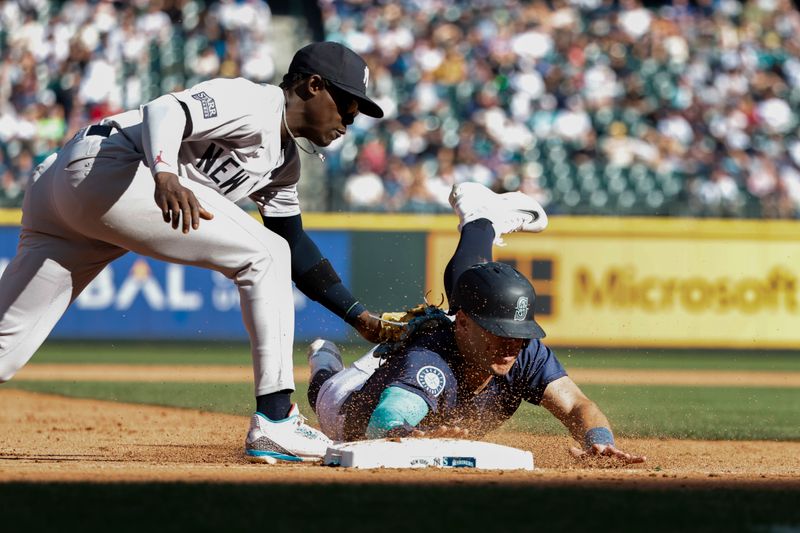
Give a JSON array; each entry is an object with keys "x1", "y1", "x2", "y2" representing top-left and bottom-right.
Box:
[
  {"x1": 375, "y1": 303, "x2": 449, "y2": 343},
  {"x1": 352, "y1": 310, "x2": 383, "y2": 344},
  {"x1": 569, "y1": 443, "x2": 647, "y2": 464},
  {"x1": 154, "y1": 172, "x2": 213, "y2": 233}
]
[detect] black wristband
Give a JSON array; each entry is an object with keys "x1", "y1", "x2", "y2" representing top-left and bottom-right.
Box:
[{"x1": 344, "y1": 301, "x2": 367, "y2": 324}]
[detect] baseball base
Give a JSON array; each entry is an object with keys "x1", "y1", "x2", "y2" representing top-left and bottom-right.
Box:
[{"x1": 323, "y1": 438, "x2": 534, "y2": 470}]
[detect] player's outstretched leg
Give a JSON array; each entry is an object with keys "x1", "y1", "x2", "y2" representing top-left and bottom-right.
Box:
[
  {"x1": 444, "y1": 183, "x2": 549, "y2": 302},
  {"x1": 50, "y1": 155, "x2": 326, "y2": 463},
  {"x1": 306, "y1": 339, "x2": 344, "y2": 412},
  {"x1": 443, "y1": 218, "x2": 496, "y2": 302},
  {"x1": 449, "y1": 182, "x2": 548, "y2": 245},
  {"x1": 0, "y1": 236, "x2": 123, "y2": 382}
]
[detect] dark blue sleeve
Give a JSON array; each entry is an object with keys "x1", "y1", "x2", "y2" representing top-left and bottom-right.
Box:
[
  {"x1": 259, "y1": 214, "x2": 323, "y2": 278},
  {"x1": 510, "y1": 340, "x2": 568, "y2": 405},
  {"x1": 261, "y1": 214, "x2": 365, "y2": 322},
  {"x1": 387, "y1": 349, "x2": 457, "y2": 413}
]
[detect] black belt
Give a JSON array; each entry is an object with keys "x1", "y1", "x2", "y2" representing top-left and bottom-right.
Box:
[{"x1": 86, "y1": 124, "x2": 113, "y2": 137}]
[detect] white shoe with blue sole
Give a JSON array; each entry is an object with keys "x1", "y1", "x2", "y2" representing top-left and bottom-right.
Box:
[{"x1": 245, "y1": 404, "x2": 333, "y2": 463}]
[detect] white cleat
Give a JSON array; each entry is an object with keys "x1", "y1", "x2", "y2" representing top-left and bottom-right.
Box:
[
  {"x1": 500, "y1": 190, "x2": 549, "y2": 234},
  {"x1": 244, "y1": 404, "x2": 333, "y2": 463},
  {"x1": 449, "y1": 183, "x2": 548, "y2": 245},
  {"x1": 449, "y1": 182, "x2": 489, "y2": 230},
  {"x1": 307, "y1": 338, "x2": 344, "y2": 379}
]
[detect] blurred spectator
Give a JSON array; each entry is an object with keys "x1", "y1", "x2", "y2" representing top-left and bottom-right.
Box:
[
  {"x1": 0, "y1": 0, "x2": 276, "y2": 203},
  {"x1": 320, "y1": 0, "x2": 800, "y2": 218},
  {"x1": 5, "y1": 0, "x2": 800, "y2": 220}
]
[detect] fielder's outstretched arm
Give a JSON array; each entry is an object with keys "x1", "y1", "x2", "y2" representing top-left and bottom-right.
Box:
[
  {"x1": 262, "y1": 214, "x2": 381, "y2": 342},
  {"x1": 540, "y1": 376, "x2": 646, "y2": 464}
]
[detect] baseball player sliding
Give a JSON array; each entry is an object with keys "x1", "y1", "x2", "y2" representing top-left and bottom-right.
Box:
[
  {"x1": 0, "y1": 42, "x2": 384, "y2": 462},
  {"x1": 305, "y1": 183, "x2": 646, "y2": 464}
]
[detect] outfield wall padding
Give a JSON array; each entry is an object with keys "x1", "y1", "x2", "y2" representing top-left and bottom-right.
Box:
[{"x1": 0, "y1": 210, "x2": 797, "y2": 348}]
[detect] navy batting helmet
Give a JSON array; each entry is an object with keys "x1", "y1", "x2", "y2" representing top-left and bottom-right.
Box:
[{"x1": 451, "y1": 262, "x2": 546, "y2": 339}]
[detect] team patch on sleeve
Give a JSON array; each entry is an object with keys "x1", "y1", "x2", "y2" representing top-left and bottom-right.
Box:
[
  {"x1": 191, "y1": 91, "x2": 218, "y2": 119},
  {"x1": 416, "y1": 366, "x2": 446, "y2": 397}
]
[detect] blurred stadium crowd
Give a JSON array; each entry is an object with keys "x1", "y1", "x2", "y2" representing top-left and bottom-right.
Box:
[
  {"x1": 0, "y1": 0, "x2": 274, "y2": 206},
  {"x1": 2, "y1": 0, "x2": 800, "y2": 218}
]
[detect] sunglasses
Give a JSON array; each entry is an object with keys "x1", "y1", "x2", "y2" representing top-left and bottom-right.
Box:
[{"x1": 324, "y1": 79, "x2": 359, "y2": 116}]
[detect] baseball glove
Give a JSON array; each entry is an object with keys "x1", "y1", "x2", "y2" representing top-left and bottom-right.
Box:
[{"x1": 375, "y1": 299, "x2": 451, "y2": 345}]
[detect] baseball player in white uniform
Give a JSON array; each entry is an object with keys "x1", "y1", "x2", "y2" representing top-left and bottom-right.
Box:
[{"x1": 0, "y1": 42, "x2": 384, "y2": 463}]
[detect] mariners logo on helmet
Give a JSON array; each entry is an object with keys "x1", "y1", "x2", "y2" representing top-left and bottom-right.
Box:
[
  {"x1": 416, "y1": 366, "x2": 446, "y2": 397},
  {"x1": 514, "y1": 296, "x2": 529, "y2": 321}
]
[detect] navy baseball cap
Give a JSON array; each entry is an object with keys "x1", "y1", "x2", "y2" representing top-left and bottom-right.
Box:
[
  {"x1": 452, "y1": 262, "x2": 546, "y2": 340},
  {"x1": 289, "y1": 42, "x2": 384, "y2": 119}
]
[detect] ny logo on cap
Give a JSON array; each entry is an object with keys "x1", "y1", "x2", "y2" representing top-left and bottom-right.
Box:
[
  {"x1": 513, "y1": 296, "x2": 529, "y2": 321},
  {"x1": 363, "y1": 66, "x2": 369, "y2": 90}
]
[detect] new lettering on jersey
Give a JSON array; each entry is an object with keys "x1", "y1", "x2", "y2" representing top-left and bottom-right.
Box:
[
  {"x1": 98, "y1": 78, "x2": 303, "y2": 213},
  {"x1": 167, "y1": 78, "x2": 302, "y2": 214}
]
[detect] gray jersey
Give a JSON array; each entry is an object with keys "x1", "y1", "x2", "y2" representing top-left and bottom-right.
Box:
[{"x1": 101, "y1": 78, "x2": 301, "y2": 217}]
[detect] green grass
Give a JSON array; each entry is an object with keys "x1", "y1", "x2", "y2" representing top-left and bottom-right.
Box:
[
  {"x1": 4, "y1": 482, "x2": 800, "y2": 533},
  {"x1": 7, "y1": 380, "x2": 262, "y2": 417},
  {"x1": 15, "y1": 341, "x2": 800, "y2": 442},
  {"x1": 8, "y1": 381, "x2": 800, "y2": 441},
  {"x1": 32, "y1": 341, "x2": 255, "y2": 366},
  {"x1": 32, "y1": 340, "x2": 373, "y2": 367},
  {"x1": 506, "y1": 385, "x2": 800, "y2": 441},
  {"x1": 555, "y1": 348, "x2": 800, "y2": 371},
  {"x1": 32, "y1": 341, "x2": 800, "y2": 371}
]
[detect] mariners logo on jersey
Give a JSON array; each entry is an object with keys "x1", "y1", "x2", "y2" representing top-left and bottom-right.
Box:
[
  {"x1": 192, "y1": 91, "x2": 218, "y2": 119},
  {"x1": 416, "y1": 366, "x2": 446, "y2": 397},
  {"x1": 514, "y1": 296, "x2": 529, "y2": 321}
]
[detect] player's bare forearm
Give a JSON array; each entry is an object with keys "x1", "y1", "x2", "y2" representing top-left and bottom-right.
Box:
[
  {"x1": 542, "y1": 377, "x2": 646, "y2": 464},
  {"x1": 559, "y1": 398, "x2": 611, "y2": 445},
  {"x1": 541, "y1": 376, "x2": 611, "y2": 444}
]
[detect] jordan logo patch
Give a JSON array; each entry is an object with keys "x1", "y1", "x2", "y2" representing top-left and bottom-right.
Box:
[
  {"x1": 192, "y1": 92, "x2": 218, "y2": 119},
  {"x1": 153, "y1": 150, "x2": 170, "y2": 168}
]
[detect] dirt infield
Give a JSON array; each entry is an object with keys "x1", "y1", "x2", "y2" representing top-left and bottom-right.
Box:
[{"x1": 1, "y1": 389, "x2": 798, "y2": 487}]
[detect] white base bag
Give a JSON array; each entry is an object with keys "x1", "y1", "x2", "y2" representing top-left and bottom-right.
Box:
[{"x1": 323, "y1": 438, "x2": 534, "y2": 471}]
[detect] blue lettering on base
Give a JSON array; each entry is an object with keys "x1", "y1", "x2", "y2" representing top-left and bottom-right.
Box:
[{"x1": 442, "y1": 456, "x2": 477, "y2": 468}]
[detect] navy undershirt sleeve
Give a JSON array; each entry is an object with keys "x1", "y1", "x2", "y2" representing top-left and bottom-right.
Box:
[
  {"x1": 261, "y1": 214, "x2": 323, "y2": 276},
  {"x1": 261, "y1": 214, "x2": 364, "y2": 321}
]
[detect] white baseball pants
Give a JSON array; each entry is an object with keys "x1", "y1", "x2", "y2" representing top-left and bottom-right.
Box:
[
  {"x1": 315, "y1": 347, "x2": 381, "y2": 441},
  {"x1": 0, "y1": 129, "x2": 295, "y2": 396}
]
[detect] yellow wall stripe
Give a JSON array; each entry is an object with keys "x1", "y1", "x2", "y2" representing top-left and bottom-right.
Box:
[{"x1": 1, "y1": 208, "x2": 798, "y2": 239}]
